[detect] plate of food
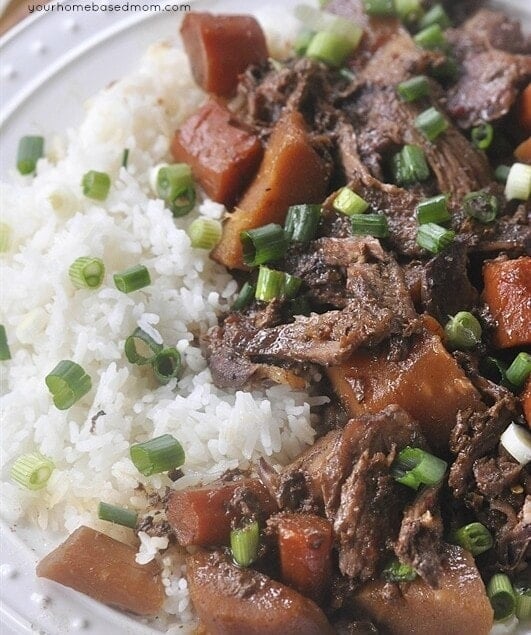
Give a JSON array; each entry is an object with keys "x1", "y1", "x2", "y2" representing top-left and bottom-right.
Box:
[{"x1": 0, "y1": 0, "x2": 530, "y2": 633}]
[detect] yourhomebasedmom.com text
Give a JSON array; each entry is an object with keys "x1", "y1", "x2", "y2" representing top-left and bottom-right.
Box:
[{"x1": 28, "y1": 2, "x2": 191, "y2": 14}]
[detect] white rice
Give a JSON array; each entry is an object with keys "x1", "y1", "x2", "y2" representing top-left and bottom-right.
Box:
[{"x1": 0, "y1": 10, "x2": 319, "y2": 630}]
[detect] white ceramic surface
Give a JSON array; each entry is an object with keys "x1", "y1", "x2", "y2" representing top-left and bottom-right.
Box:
[{"x1": 0, "y1": 0, "x2": 529, "y2": 633}]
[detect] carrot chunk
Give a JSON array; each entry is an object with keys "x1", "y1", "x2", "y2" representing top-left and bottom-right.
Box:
[
  {"x1": 180, "y1": 12, "x2": 268, "y2": 97},
  {"x1": 482, "y1": 256, "x2": 531, "y2": 349},
  {"x1": 211, "y1": 110, "x2": 331, "y2": 270},
  {"x1": 514, "y1": 136, "x2": 531, "y2": 163},
  {"x1": 36, "y1": 526, "x2": 164, "y2": 616},
  {"x1": 171, "y1": 99, "x2": 263, "y2": 206}
]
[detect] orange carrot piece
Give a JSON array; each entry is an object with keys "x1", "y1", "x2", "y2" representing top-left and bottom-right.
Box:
[
  {"x1": 514, "y1": 136, "x2": 531, "y2": 163},
  {"x1": 36, "y1": 526, "x2": 164, "y2": 616}
]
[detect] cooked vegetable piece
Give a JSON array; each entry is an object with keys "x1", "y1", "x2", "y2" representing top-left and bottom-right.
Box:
[
  {"x1": 166, "y1": 478, "x2": 277, "y2": 547},
  {"x1": 463, "y1": 190, "x2": 498, "y2": 224},
  {"x1": 0, "y1": 324, "x2": 10, "y2": 361},
  {"x1": 397, "y1": 75, "x2": 429, "y2": 102},
  {"x1": 171, "y1": 99, "x2": 263, "y2": 206},
  {"x1": 514, "y1": 137, "x2": 531, "y2": 163},
  {"x1": 326, "y1": 330, "x2": 483, "y2": 452},
  {"x1": 211, "y1": 111, "x2": 330, "y2": 270},
  {"x1": 418, "y1": 3, "x2": 451, "y2": 30},
  {"x1": 45, "y1": 360, "x2": 92, "y2": 410},
  {"x1": 152, "y1": 347, "x2": 182, "y2": 385},
  {"x1": 68, "y1": 256, "x2": 105, "y2": 289},
  {"x1": 188, "y1": 218, "x2": 222, "y2": 250},
  {"x1": 351, "y1": 213, "x2": 389, "y2": 238},
  {"x1": 482, "y1": 257, "x2": 531, "y2": 349},
  {"x1": 241, "y1": 223, "x2": 289, "y2": 266},
  {"x1": 444, "y1": 311, "x2": 482, "y2": 350},
  {"x1": 11, "y1": 452, "x2": 54, "y2": 490},
  {"x1": 130, "y1": 434, "x2": 185, "y2": 476},
  {"x1": 415, "y1": 107, "x2": 448, "y2": 142},
  {"x1": 230, "y1": 519, "x2": 260, "y2": 567},
  {"x1": 97, "y1": 502, "x2": 138, "y2": 529},
  {"x1": 382, "y1": 559, "x2": 417, "y2": 582},
  {"x1": 391, "y1": 446, "x2": 447, "y2": 490},
  {"x1": 413, "y1": 24, "x2": 446, "y2": 50},
  {"x1": 488, "y1": 573, "x2": 516, "y2": 621},
  {"x1": 500, "y1": 423, "x2": 531, "y2": 466},
  {"x1": 452, "y1": 522, "x2": 493, "y2": 556},
  {"x1": 522, "y1": 377, "x2": 531, "y2": 428},
  {"x1": 17, "y1": 136, "x2": 44, "y2": 175},
  {"x1": 471, "y1": 123, "x2": 494, "y2": 150},
  {"x1": 232, "y1": 281, "x2": 255, "y2": 311},
  {"x1": 505, "y1": 162, "x2": 531, "y2": 201},
  {"x1": 113, "y1": 264, "x2": 151, "y2": 293},
  {"x1": 284, "y1": 204, "x2": 321, "y2": 243},
  {"x1": 350, "y1": 546, "x2": 493, "y2": 635},
  {"x1": 81, "y1": 170, "x2": 111, "y2": 201},
  {"x1": 187, "y1": 549, "x2": 335, "y2": 635},
  {"x1": 274, "y1": 513, "x2": 333, "y2": 603},
  {"x1": 180, "y1": 12, "x2": 268, "y2": 97},
  {"x1": 506, "y1": 352, "x2": 531, "y2": 388},
  {"x1": 36, "y1": 526, "x2": 163, "y2": 615},
  {"x1": 124, "y1": 327, "x2": 162, "y2": 365}
]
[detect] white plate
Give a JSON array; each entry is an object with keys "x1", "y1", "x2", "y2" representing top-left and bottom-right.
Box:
[{"x1": 0, "y1": 1, "x2": 529, "y2": 633}]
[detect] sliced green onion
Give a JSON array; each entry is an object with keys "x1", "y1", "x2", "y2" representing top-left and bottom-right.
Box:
[
  {"x1": 418, "y1": 3, "x2": 451, "y2": 30},
  {"x1": 488, "y1": 574, "x2": 516, "y2": 621},
  {"x1": 188, "y1": 218, "x2": 222, "y2": 250},
  {"x1": 122, "y1": 148, "x2": 130, "y2": 169},
  {"x1": 397, "y1": 75, "x2": 430, "y2": 102},
  {"x1": 382, "y1": 559, "x2": 417, "y2": 582},
  {"x1": 0, "y1": 325, "x2": 11, "y2": 361},
  {"x1": 415, "y1": 194, "x2": 450, "y2": 224},
  {"x1": 283, "y1": 273, "x2": 303, "y2": 299},
  {"x1": 430, "y1": 55, "x2": 459, "y2": 82},
  {"x1": 351, "y1": 213, "x2": 389, "y2": 238},
  {"x1": 124, "y1": 327, "x2": 163, "y2": 365},
  {"x1": 471, "y1": 123, "x2": 494, "y2": 150},
  {"x1": 338, "y1": 67, "x2": 356, "y2": 81},
  {"x1": 294, "y1": 5, "x2": 363, "y2": 48},
  {"x1": 506, "y1": 352, "x2": 531, "y2": 388},
  {"x1": 17, "y1": 136, "x2": 44, "y2": 175},
  {"x1": 495, "y1": 165, "x2": 511, "y2": 184},
  {"x1": 45, "y1": 360, "x2": 92, "y2": 410},
  {"x1": 363, "y1": 0, "x2": 395, "y2": 16},
  {"x1": 230, "y1": 520, "x2": 260, "y2": 567},
  {"x1": 415, "y1": 107, "x2": 448, "y2": 141},
  {"x1": 392, "y1": 145, "x2": 430, "y2": 185},
  {"x1": 232, "y1": 282, "x2": 255, "y2": 311},
  {"x1": 500, "y1": 423, "x2": 531, "y2": 466},
  {"x1": 444, "y1": 311, "x2": 482, "y2": 350},
  {"x1": 452, "y1": 522, "x2": 493, "y2": 556},
  {"x1": 333, "y1": 187, "x2": 369, "y2": 216},
  {"x1": 113, "y1": 264, "x2": 151, "y2": 293},
  {"x1": 515, "y1": 584, "x2": 531, "y2": 621},
  {"x1": 505, "y1": 162, "x2": 531, "y2": 201},
  {"x1": 130, "y1": 434, "x2": 185, "y2": 476},
  {"x1": 152, "y1": 347, "x2": 182, "y2": 385},
  {"x1": 393, "y1": 0, "x2": 423, "y2": 23},
  {"x1": 391, "y1": 446, "x2": 447, "y2": 490},
  {"x1": 10, "y1": 453, "x2": 55, "y2": 490},
  {"x1": 284, "y1": 204, "x2": 321, "y2": 243},
  {"x1": 155, "y1": 163, "x2": 196, "y2": 217},
  {"x1": 294, "y1": 28, "x2": 315, "y2": 56},
  {"x1": 98, "y1": 502, "x2": 138, "y2": 529},
  {"x1": 81, "y1": 170, "x2": 111, "y2": 201},
  {"x1": 463, "y1": 191, "x2": 498, "y2": 224},
  {"x1": 255, "y1": 267, "x2": 301, "y2": 302},
  {"x1": 241, "y1": 223, "x2": 289, "y2": 266},
  {"x1": 416, "y1": 222, "x2": 454, "y2": 253},
  {"x1": 0, "y1": 222, "x2": 12, "y2": 253},
  {"x1": 68, "y1": 256, "x2": 105, "y2": 289},
  {"x1": 306, "y1": 30, "x2": 356, "y2": 67},
  {"x1": 413, "y1": 24, "x2": 446, "y2": 50}
]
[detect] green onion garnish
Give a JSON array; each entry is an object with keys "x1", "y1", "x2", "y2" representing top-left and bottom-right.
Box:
[
  {"x1": 488, "y1": 574, "x2": 516, "y2": 621},
  {"x1": 452, "y1": 522, "x2": 493, "y2": 556},
  {"x1": 10, "y1": 452, "x2": 55, "y2": 490},
  {"x1": 241, "y1": 223, "x2": 289, "y2": 266},
  {"x1": 397, "y1": 75, "x2": 430, "y2": 102},
  {"x1": 506, "y1": 352, "x2": 531, "y2": 388},
  {"x1": 113, "y1": 264, "x2": 151, "y2": 293},
  {"x1": 152, "y1": 347, "x2": 182, "y2": 385},
  {"x1": 495, "y1": 165, "x2": 511, "y2": 184},
  {"x1": 444, "y1": 311, "x2": 482, "y2": 350},
  {"x1": 68, "y1": 256, "x2": 105, "y2": 289},
  {"x1": 122, "y1": 148, "x2": 130, "y2": 169},
  {"x1": 515, "y1": 582, "x2": 531, "y2": 621},
  {"x1": 188, "y1": 218, "x2": 222, "y2": 250},
  {"x1": 0, "y1": 325, "x2": 11, "y2": 361},
  {"x1": 418, "y1": 3, "x2": 451, "y2": 30},
  {"x1": 393, "y1": 0, "x2": 423, "y2": 23},
  {"x1": 17, "y1": 136, "x2": 44, "y2": 175},
  {"x1": 416, "y1": 222, "x2": 454, "y2": 253},
  {"x1": 505, "y1": 162, "x2": 531, "y2": 201},
  {"x1": 156, "y1": 164, "x2": 196, "y2": 217},
  {"x1": 471, "y1": 123, "x2": 494, "y2": 150},
  {"x1": 415, "y1": 194, "x2": 450, "y2": 225},
  {"x1": 333, "y1": 187, "x2": 369, "y2": 216},
  {"x1": 230, "y1": 520, "x2": 260, "y2": 567},
  {"x1": 284, "y1": 204, "x2": 321, "y2": 243},
  {"x1": 382, "y1": 559, "x2": 418, "y2": 582},
  {"x1": 45, "y1": 360, "x2": 92, "y2": 410},
  {"x1": 255, "y1": 266, "x2": 301, "y2": 302},
  {"x1": 463, "y1": 191, "x2": 498, "y2": 224},
  {"x1": 391, "y1": 446, "x2": 447, "y2": 490},
  {"x1": 81, "y1": 170, "x2": 111, "y2": 201},
  {"x1": 232, "y1": 282, "x2": 255, "y2": 311},
  {"x1": 415, "y1": 107, "x2": 448, "y2": 141},
  {"x1": 392, "y1": 145, "x2": 430, "y2": 185},
  {"x1": 294, "y1": 29, "x2": 315, "y2": 56},
  {"x1": 130, "y1": 434, "x2": 185, "y2": 476},
  {"x1": 430, "y1": 55, "x2": 459, "y2": 82},
  {"x1": 0, "y1": 222, "x2": 12, "y2": 253},
  {"x1": 363, "y1": 0, "x2": 395, "y2": 16},
  {"x1": 283, "y1": 272, "x2": 303, "y2": 299},
  {"x1": 414, "y1": 24, "x2": 446, "y2": 50},
  {"x1": 124, "y1": 327, "x2": 163, "y2": 365},
  {"x1": 98, "y1": 502, "x2": 138, "y2": 529},
  {"x1": 306, "y1": 30, "x2": 356, "y2": 67},
  {"x1": 351, "y1": 213, "x2": 389, "y2": 238}
]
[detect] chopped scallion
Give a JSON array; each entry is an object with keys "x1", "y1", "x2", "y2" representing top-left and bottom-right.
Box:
[
  {"x1": 232, "y1": 282, "x2": 255, "y2": 311},
  {"x1": 68, "y1": 256, "x2": 105, "y2": 289},
  {"x1": 488, "y1": 574, "x2": 516, "y2": 621},
  {"x1": 10, "y1": 452, "x2": 55, "y2": 490},
  {"x1": 500, "y1": 423, "x2": 531, "y2": 466},
  {"x1": 392, "y1": 144, "x2": 430, "y2": 185},
  {"x1": 471, "y1": 123, "x2": 494, "y2": 150},
  {"x1": 294, "y1": 29, "x2": 315, "y2": 56},
  {"x1": 415, "y1": 194, "x2": 450, "y2": 224},
  {"x1": 81, "y1": 170, "x2": 111, "y2": 201},
  {"x1": 444, "y1": 311, "x2": 482, "y2": 350},
  {"x1": 515, "y1": 584, "x2": 531, "y2": 621},
  {"x1": 283, "y1": 272, "x2": 303, "y2": 299},
  {"x1": 413, "y1": 24, "x2": 446, "y2": 50},
  {"x1": 188, "y1": 218, "x2": 222, "y2": 250},
  {"x1": 255, "y1": 267, "x2": 301, "y2": 302},
  {"x1": 463, "y1": 191, "x2": 498, "y2": 224},
  {"x1": 415, "y1": 106, "x2": 448, "y2": 141},
  {"x1": 130, "y1": 434, "x2": 185, "y2": 476},
  {"x1": 505, "y1": 352, "x2": 531, "y2": 388},
  {"x1": 231, "y1": 520, "x2": 260, "y2": 567},
  {"x1": 391, "y1": 446, "x2": 447, "y2": 490},
  {"x1": 98, "y1": 502, "x2": 137, "y2": 529},
  {"x1": 351, "y1": 213, "x2": 389, "y2": 238},
  {"x1": 45, "y1": 360, "x2": 92, "y2": 410},
  {"x1": 124, "y1": 327, "x2": 163, "y2": 365},
  {"x1": 152, "y1": 347, "x2": 182, "y2": 385},
  {"x1": 0, "y1": 222, "x2": 12, "y2": 253},
  {"x1": 418, "y1": 3, "x2": 451, "y2": 30},
  {"x1": 382, "y1": 559, "x2": 417, "y2": 582},
  {"x1": 397, "y1": 75, "x2": 430, "y2": 102},
  {"x1": 505, "y1": 162, "x2": 531, "y2": 201},
  {"x1": 452, "y1": 522, "x2": 493, "y2": 556},
  {"x1": 393, "y1": 0, "x2": 423, "y2": 23},
  {"x1": 113, "y1": 264, "x2": 151, "y2": 293},
  {"x1": 495, "y1": 165, "x2": 511, "y2": 184},
  {"x1": 294, "y1": 5, "x2": 362, "y2": 48},
  {"x1": 429, "y1": 54, "x2": 459, "y2": 81},
  {"x1": 156, "y1": 163, "x2": 196, "y2": 217},
  {"x1": 17, "y1": 136, "x2": 44, "y2": 175},
  {"x1": 416, "y1": 222, "x2": 454, "y2": 253},
  {"x1": 333, "y1": 187, "x2": 369, "y2": 216},
  {"x1": 284, "y1": 204, "x2": 321, "y2": 243},
  {"x1": 306, "y1": 30, "x2": 356, "y2": 67},
  {"x1": 122, "y1": 148, "x2": 130, "y2": 169},
  {"x1": 241, "y1": 224, "x2": 289, "y2": 266},
  {"x1": 363, "y1": 0, "x2": 395, "y2": 16},
  {"x1": 0, "y1": 325, "x2": 11, "y2": 361}
]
